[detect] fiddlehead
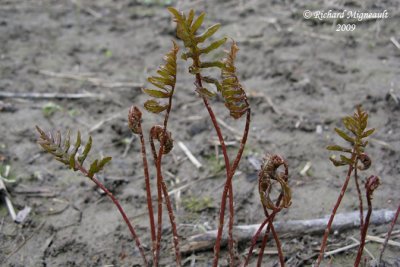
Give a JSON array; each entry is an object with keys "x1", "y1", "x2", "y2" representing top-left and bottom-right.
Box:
[
  {"x1": 150, "y1": 125, "x2": 174, "y2": 155},
  {"x1": 36, "y1": 126, "x2": 111, "y2": 178},
  {"x1": 258, "y1": 154, "x2": 291, "y2": 212},
  {"x1": 128, "y1": 106, "x2": 143, "y2": 135},
  {"x1": 143, "y1": 41, "x2": 179, "y2": 114}
]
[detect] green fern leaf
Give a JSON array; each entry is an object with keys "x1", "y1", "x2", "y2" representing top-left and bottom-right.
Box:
[
  {"x1": 36, "y1": 126, "x2": 111, "y2": 176},
  {"x1": 144, "y1": 99, "x2": 168, "y2": 113},
  {"x1": 143, "y1": 41, "x2": 178, "y2": 114},
  {"x1": 196, "y1": 24, "x2": 220, "y2": 43}
]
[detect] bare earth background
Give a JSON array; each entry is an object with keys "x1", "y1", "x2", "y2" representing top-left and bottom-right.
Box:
[{"x1": 0, "y1": 0, "x2": 399, "y2": 266}]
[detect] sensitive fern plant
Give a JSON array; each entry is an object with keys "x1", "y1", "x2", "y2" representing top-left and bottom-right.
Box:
[
  {"x1": 168, "y1": 8, "x2": 251, "y2": 266},
  {"x1": 316, "y1": 106, "x2": 377, "y2": 266}
]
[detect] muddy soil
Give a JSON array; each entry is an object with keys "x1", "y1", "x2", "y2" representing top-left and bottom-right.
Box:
[{"x1": 0, "y1": 0, "x2": 399, "y2": 266}]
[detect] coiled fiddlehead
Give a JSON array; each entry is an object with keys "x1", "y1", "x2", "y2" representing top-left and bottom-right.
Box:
[
  {"x1": 143, "y1": 41, "x2": 179, "y2": 114},
  {"x1": 36, "y1": 126, "x2": 111, "y2": 178},
  {"x1": 258, "y1": 154, "x2": 291, "y2": 212},
  {"x1": 150, "y1": 125, "x2": 174, "y2": 155}
]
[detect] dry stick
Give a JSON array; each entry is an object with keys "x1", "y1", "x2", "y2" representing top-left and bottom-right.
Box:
[
  {"x1": 0, "y1": 91, "x2": 102, "y2": 99},
  {"x1": 315, "y1": 152, "x2": 356, "y2": 266},
  {"x1": 177, "y1": 141, "x2": 202, "y2": 169},
  {"x1": 75, "y1": 163, "x2": 148, "y2": 266},
  {"x1": 39, "y1": 70, "x2": 143, "y2": 89},
  {"x1": 138, "y1": 130, "x2": 156, "y2": 261},
  {"x1": 181, "y1": 209, "x2": 396, "y2": 253},
  {"x1": 368, "y1": 235, "x2": 400, "y2": 247},
  {"x1": 379, "y1": 202, "x2": 400, "y2": 264}
]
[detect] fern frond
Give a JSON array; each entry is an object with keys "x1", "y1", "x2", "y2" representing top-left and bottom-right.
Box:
[
  {"x1": 143, "y1": 41, "x2": 179, "y2": 114},
  {"x1": 168, "y1": 8, "x2": 226, "y2": 65},
  {"x1": 36, "y1": 126, "x2": 111, "y2": 178},
  {"x1": 220, "y1": 41, "x2": 249, "y2": 119},
  {"x1": 327, "y1": 106, "x2": 375, "y2": 167}
]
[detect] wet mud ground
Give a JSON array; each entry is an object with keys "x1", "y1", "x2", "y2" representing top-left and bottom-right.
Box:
[{"x1": 0, "y1": 0, "x2": 399, "y2": 266}]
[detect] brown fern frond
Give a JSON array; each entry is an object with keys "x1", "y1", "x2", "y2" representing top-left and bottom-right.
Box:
[
  {"x1": 327, "y1": 105, "x2": 375, "y2": 167},
  {"x1": 143, "y1": 41, "x2": 179, "y2": 114},
  {"x1": 220, "y1": 41, "x2": 249, "y2": 119},
  {"x1": 36, "y1": 126, "x2": 111, "y2": 178}
]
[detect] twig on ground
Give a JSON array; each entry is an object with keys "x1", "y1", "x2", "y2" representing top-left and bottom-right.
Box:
[
  {"x1": 215, "y1": 117, "x2": 242, "y2": 139},
  {"x1": 390, "y1": 36, "x2": 400, "y2": 50},
  {"x1": 89, "y1": 112, "x2": 123, "y2": 133},
  {"x1": 0, "y1": 91, "x2": 102, "y2": 100},
  {"x1": 177, "y1": 141, "x2": 202, "y2": 169},
  {"x1": 324, "y1": 238, "x2": 361, "y2": 257},
  {"x1": 350, "y1": 236, "x2": 375, "y2": 260},
  {"x1": 180, "y1": 209, "x2": 396, "y2": 253},
  {"x1": 2, "y1": 221, "x2": 46, "y2": 264},
  {"x1": 0, "y1": 179, "x2": 17, "y2": 222},
  {"x1": 367, "y1": 235, "x2": 400, "y2": 247},
  {"x1": 299, "y1": 161, "x2": 312, "y2": 176},
  {"x1": 39, "y1": 70, "x2": 143, "y2": 89},
  {"x1": 122, "y1": 136, "x2": 135, "y2": 158}
]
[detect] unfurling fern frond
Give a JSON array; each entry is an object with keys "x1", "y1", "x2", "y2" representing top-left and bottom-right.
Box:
[
  {"x1": 143, "y1": 41, "x2": 179, "y2": 114},
  {"x1": 220, "y1": 41, "x2": 249, "y2": 119},
  {"x1": 36, "y1": 126, "x2": 111, "y2": 178},
  {"x1": 327, "y1": 106, "x2": 375, "y2": 168}
]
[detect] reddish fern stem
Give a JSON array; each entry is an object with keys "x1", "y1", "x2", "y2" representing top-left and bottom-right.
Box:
[
  {"x1": 243, "y1": 217, "x2": 269, "y2": 266},
  {"x1": 75, "y1": 163, "x2": 149, "y2": 266},
  {"x1": 315, "y1": 152, "x2": 356, "y2": 266},
  {"x1": 354, "y1": 189, "x2": 373, "y2": 266},
  {"x1": 194, "y1": 69, "x2": 231, "y2": 266},
  {"x1": 153, "y1": 93, "x2": 181, "y2": 267},
  {"x1": 379, "y1": 202, "x2": 400, "y2": 264},
  {"x1": 160, "y1": 179, "x2": 181, "y2": 266},
  {"x1": 354, "y1": 198, "x2": 372, "y2": 266},
  {"x1": 201, "y1": 96, "x2": 232, "y2": 266},
  {"x1": 228, "y1": 107, "x2": 251, "y2": 266},
  {"x1": 354, "y1": 160, "x2": 364, "y2": 235},
  {"x1": 355, "y1": 175, "x2": 380, "y2": 266},
  {"x1": 150, "y1": 135, "x2": 163, "y2": 267},
  {"x1": 257, "y1": 208, "x2": 284, "y2": 267},
  {"x1": 138, "y1": 131, "x2": 156, "y2": 259}
]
